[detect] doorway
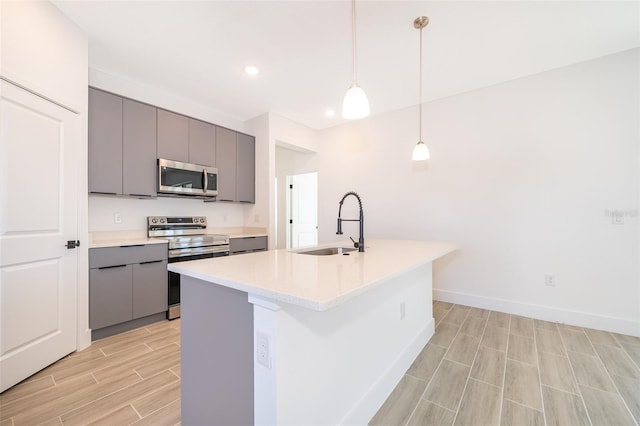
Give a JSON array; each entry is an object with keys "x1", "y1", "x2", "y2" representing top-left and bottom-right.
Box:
[{"x1": 286, "y1": 172, "x2": 318, "y2": 249}]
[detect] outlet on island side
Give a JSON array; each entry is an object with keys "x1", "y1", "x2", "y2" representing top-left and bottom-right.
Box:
[
  {"x1": 256, "y1": 332, "x2": 271, "y2": 369},
  {"x1": 544, "y1": 274, "x2": 556, "y2": 287},
  {"x1": 400, "y1": 302, "x2": 406, "y2": 320},
  {"x1": 114, "y1": 212, "x2": 122, "y2": 224}
]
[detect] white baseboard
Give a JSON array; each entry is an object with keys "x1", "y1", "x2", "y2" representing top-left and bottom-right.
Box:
[
  {"x1": 340, "y1": 320, "x2": 434, "y2": 425},
  {"x1": 434, "y1": 288, "x2": 640, "y2": 337}
]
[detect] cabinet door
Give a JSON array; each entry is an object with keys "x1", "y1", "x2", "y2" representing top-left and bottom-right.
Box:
[
  {"x1": 236, "y1": 133, "x2": 255, "y2": 203},
  {"x1": 89, "y1": 265, "x2": 133, "y2": 329},
  {"x1": 157, "y1": 109, "x2": 188, "y2": 162},
  {"x1": 133, "y1": 260, "x2": 168, "y2": 319},
  {"x1": 215, "y1": 126, "x2": 237, "y2": 201},
  {"x1": 188, "y1": 118, "x2": 216, "y2": 167},
  {"x1": 88, "y1": 88, "x2": 122, "y2": 194},
  {"x1": 123, "y1": 99, "x2": 157, "y2": 197}
]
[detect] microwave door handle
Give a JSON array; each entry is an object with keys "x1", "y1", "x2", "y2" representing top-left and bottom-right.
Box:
[{"x1": 203, "y1": 169, "x2": 208, "y2": 193}]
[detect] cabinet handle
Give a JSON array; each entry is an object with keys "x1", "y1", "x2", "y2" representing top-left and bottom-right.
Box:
[
  {"x1": 139, "y1": 260, "x2": 164, "y2": 265},
  {"x1": 98, "y1": 264, "x2": 127, "y2": 270},
  {"x1": 218, "y1": 199, "x2": 233, "y2": 202},
  {"x1": 120, "y1": 244, "x2": 144, "y2": 248}
]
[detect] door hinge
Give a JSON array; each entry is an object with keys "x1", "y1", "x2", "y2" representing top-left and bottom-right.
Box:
[
  {"x1": 65, "y1": 240, "x2": 80, "y2": 249},
  {"x1": 289, "y1": 219, "x2": 293, "y2": 224},
  {"x1": 289, "y1": 184, "x2": 293, "y2": 189}
]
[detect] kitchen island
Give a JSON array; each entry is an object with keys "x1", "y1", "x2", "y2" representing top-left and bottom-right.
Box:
[{"x1": 169, "y1": 239, "x2": 456, "y2": 425}]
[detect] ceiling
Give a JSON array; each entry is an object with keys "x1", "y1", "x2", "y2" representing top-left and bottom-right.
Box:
[{"x1": 53, "y1": 1, "x2": 639, "y2": 130}]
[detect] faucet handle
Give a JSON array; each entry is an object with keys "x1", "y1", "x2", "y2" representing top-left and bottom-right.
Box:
[{"x1": 349, "y1": 236, "x2": 360, "y2": 249}]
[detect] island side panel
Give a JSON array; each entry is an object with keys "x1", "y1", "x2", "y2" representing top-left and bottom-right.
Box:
[
  {"x1": 252, "y1": 262, "x2": 434, "y2": 426},
  {"x1": 181, "y1": 276, "x2": 254, "y2": 426}
]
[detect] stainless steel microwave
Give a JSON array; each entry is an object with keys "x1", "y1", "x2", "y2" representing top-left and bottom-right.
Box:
[{"x1": 158, "y1": 158, "x2": 218, "y2": 197}]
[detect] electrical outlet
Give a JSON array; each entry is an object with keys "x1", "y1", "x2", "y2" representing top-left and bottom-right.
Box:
[
  {"x1": 400, "y1": 302, "x2": 406, "y2": 320},
  {"x1": 545, "y1": 274, "x2": 556, "y2": 287},
  {"x1": 612, "y1": 215, "x2": 624, "y2": 225},
  {"x1": 254, "y1": 214, "x2": 260, "y2": 223},
  {"x1": 114, "y1": 212, "x2": 122, "y2": 224},
  {"x1": 256, "y1": 332, "x2": 271, "y2": 369},
  {"x1": 223, "y1": 214, "x2": 227, "y2": 222}
]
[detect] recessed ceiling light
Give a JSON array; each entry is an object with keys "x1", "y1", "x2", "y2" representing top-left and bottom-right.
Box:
[
  {"x1": 325, "y1": 109, "x2": 335, "y2": 117},
  {"x1": 244, "y1": 66, "x2": 260, "y2": 76}
]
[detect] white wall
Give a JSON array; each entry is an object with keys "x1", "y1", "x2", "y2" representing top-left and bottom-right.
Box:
[
  {"x1": 89, "y1": 196, "x2": 245, "y2": 232},
  {"x1": 1, "y1": 0, "x2": 91, "y2": 348},
  {"x1": 315, "y1": 49, "x2": 640, "y2": 335}
]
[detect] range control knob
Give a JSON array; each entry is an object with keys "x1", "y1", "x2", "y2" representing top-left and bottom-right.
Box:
[
  {"x1": 200, "y1": 217, "x2": 205, "y2": 223},
  {"x1": 152, "y1": 218, "x2": 158, "y2": 224},
  {"x1": 160, "y1": 218, "x2": 166, "y2": 223}
]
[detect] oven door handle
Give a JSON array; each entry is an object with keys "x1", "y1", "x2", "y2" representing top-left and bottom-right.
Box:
[{"x1": 169, "y1": 246, "x2": 230, "y2": 259}]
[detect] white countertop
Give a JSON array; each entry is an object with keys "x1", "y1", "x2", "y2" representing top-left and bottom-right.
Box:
[{"x1": 168, "y1": 239, "x2": 457, "y2": 311}]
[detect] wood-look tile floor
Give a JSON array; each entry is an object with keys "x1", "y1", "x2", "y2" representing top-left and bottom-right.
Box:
[
  {"x1": 371, "y1": 302, "x2": 640, "y2": 426},
  {"x1": 2, "y1": 304, "x2": 640, "y2": 426},
  {"x1": 0, "y1": 319, "x2": 181, "y2": 426}
]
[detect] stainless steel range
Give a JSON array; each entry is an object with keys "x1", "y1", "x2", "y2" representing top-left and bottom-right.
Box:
[{"x1": 147, "y1": 216, "x2": 229, "y2": 319}]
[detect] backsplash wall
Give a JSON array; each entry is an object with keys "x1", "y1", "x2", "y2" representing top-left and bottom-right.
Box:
[{"x1": 89, "y1": 195, "x2": 246, "y2": 232}]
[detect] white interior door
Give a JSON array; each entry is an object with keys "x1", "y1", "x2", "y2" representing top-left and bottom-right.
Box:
[
  {"x1": 0, "y1": 80, "x2": 79, "y2": 392},
  {"x1": 287, "y1": 172, "x2": 318, "y2": 248}
]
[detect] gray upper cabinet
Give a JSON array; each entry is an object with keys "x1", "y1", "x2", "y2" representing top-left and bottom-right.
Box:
[
  {"x1": 216, "y1": 126, "x2": 237, "y2": 201},
  {"x1": 188, "y1": 118, "x2": 216, "y2": 167},
  {"x1": 157, "y1": 109, "x2": 189, "y2": 162},
  {"x1": 123, "y1": 99, "x2": 157, "y2": 197},
  {"x1": 236, "y1": 133, "x2": 255, "y2": 203},
  {"x1": 89, "y1": 88, "x2": 123, "y2": 194}
]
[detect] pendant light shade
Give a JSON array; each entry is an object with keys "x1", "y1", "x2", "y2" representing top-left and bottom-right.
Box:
[
  {"x1": 413, "y1": 16, "x2": 430, "y2": 161},
  {"x1": 342, "y1": 0, "x2": 370, "y2": 120},
  {"x1": 342, "y1": 83, "x2": 370, "y2": 119},
  {"x1": 412, "y1": 140, "x2": 430, "y2": 160}
]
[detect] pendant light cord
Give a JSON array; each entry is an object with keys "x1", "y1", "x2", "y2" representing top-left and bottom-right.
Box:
[
  {"x1": 419, "y1": 25, "x2": 423, "y2": 141},
  {"x1": 352, "y1": 0, "x2": 357, "y2": 83}
]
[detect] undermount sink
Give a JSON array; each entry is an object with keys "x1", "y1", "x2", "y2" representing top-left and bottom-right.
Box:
[{"x1": 297, "y1": 247, "x2": 356, "y2": 256}]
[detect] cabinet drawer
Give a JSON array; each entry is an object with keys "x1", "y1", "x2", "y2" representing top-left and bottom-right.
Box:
[
  {"x1": 89, "y1": 265, "x2": 133, "y2": 329},
  {"x1": 89, "y1": 244, "x2": 167, "y2": 268},
  {"x1": 229, "y1": 236, "x2": 267, "y2": 254}
]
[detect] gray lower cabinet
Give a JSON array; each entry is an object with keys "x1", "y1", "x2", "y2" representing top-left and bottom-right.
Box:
[
  {"x1": 133, "y1": 260, "x2": 168, "y2": 319},
  {"x1": 89, "y1": 245, "x2": 168, "y2": 331},
  {"x1": 229, "y1": 236, "x2": 268, "y2": 255},
  {"x1": 89, "y1": 265, "x2": 133, "y2": 330},
  {"x1": 88, "y1": 88, "x2": 157, "y2": 197}
]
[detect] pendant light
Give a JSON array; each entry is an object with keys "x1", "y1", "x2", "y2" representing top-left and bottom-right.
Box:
[
  {"x1": 342, "y1": 0, "x2": 370, "y2": 120},
  {"x1": 412, "y1": 16, "x2": 430, "y2": 161}
]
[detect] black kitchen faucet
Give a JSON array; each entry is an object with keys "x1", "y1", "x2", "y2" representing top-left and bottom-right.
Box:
[{"x1": 336, "y1": 191, "x2": 365, "y2": 252}]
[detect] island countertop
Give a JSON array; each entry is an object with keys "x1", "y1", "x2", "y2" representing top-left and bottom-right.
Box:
[{"x1": 168, "y1": 239, "x2": 457, "y2": 311}]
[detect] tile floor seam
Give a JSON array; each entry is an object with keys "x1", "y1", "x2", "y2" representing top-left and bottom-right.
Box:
[
  {"x1": 406, "y1": 305, "x2": 462, "y2": 425},
  {"x1": 583, "y1": 328, "x2": 639, "y2": 425},
  {"x1": 496, "y1": 313, "x2": 512, "y2": 426},
  {"x1": 129, "y1": 403, "x2": 143, "y2": 420},
  {"x1": 469, "y1": 376, "x2": 503, "y2": 391},
  {"x1": 532, "y1": 325, "x2": 549, "y2": 426},
  {"x1": 449, "y1": 306, "x2": 485, "y2": 426},
  {"x1": 503, "y1": 397, "x2": 544, "y2": 413}
]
